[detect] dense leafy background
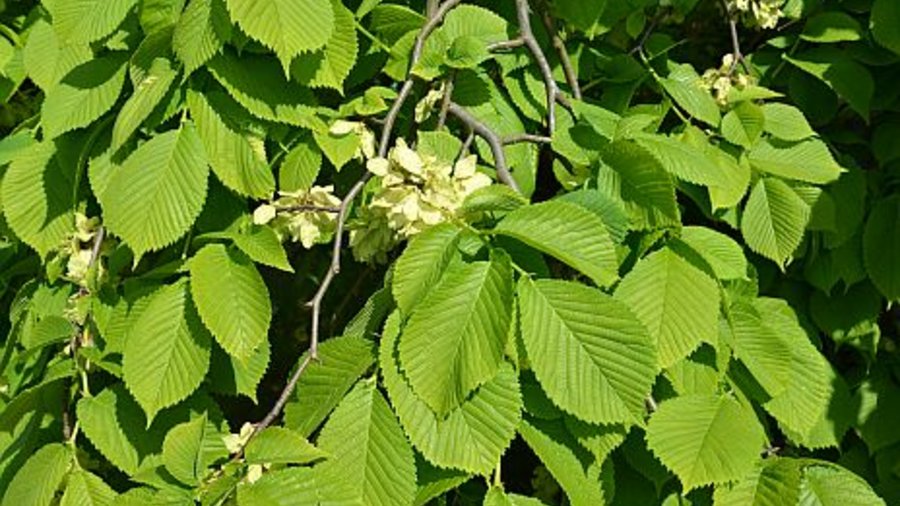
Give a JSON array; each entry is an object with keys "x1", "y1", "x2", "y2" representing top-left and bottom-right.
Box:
[{"x1": 0, "y1": 0, "x2": 898, "y2": 504}]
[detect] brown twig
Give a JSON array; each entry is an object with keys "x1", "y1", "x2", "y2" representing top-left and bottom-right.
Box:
[
  {"x1": 447, "y1": 103, "x2": 520, "y2": 192},
  {"x1": 436, "y1": 75, "x2": 455, "y2": 130},
  {"x1": 488, "y1": 38, "x2": 525, "y2": 51},
  {"x1": 536, "y1": 0, "x2": 581, "y2": 99},
  {"x1": 503, "y1": 133, "x2": 552, "y2": 145},
  {"x1": 515, "y1": 0, "x2": 569, "y2": 133},
  {"x1": 277, "y1": 205, "x2": 342, "y2": 214}
]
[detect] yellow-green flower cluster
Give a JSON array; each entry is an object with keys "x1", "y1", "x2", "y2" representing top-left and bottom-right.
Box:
[
  {"x1": 350, "y1": 139, "x2": 491, "y2": 262},
  {"x1": 701, "y1": 54, "x2": 754, "y2": 106},
  {"x1": 729, "y1": 0, "x2": 783, "y2": 29},
  {"x1": 63, "y1": 213, "x2": 110, "y2": 288},
  {"x1": 253, "y1": 186, "x2": 341, "y2": 249}
]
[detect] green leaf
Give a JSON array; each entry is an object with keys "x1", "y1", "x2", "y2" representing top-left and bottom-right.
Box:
[
  {"x1": 381, "y1": 312, "x2": 521, "y2": 474},
  {"x1": 173, "y1": 0, "x2": 232, "y2": 76},
  {"x1": 189, "y1": 244, "x2": 271, "y2": 360},
  {"x1": 785, "y1": 48, "x2": 873, "y2": 119},
  {"x1": 1, "y1": 142, "x2": 76, "y2": 258},
  {"x1": 162, "y1": 414, "x2": 229, "y2": 486},
  {"x1": 630, "y1": 133, "x2": 731, "y2": 189},
  {"x1": 460, "y1": 184, "x2": 529, "y2": 217},
  {"x1": 112, "y1": 57, "x2": 178, "y2": 151},
  {"x1": 101, "y1": 125, "x2": 209, "y2": 260},
  {"x1": 207, "y1": 339, "x2": 270, "y2": 401},
  {"x1": 553, "y1": 0, "x2": 607, "y2": 32},
  {"x1": 60, "y1": 470, "x2": 117, "y2": 506},
  {"x1": 599, "y1": 141, "x2": 680, "y2": 230},
  {"x1": 483, "y1": 487, "x2": 547, "y2": 506},
  {"x1": 678, "y1": 226, "x2": 748, "y2": 280},
  {"x1": 284, "y1": 335, "x2": 376, "y2": 438},
  {"x1": 229, "y1": 225, "x2": 293, "y2": 273},
  {"x1": 615, "y1": 248, "x2": 719, "y2": 368},
  {"x1": 518, "y1": 418, "x2": 607, "y2": 506},
  {"x1": 713, "y1": 458, "x2": 801, "y2": 506},
  {"x1": 646, "y1": 394, "x2": 766, "y2": 491},
  {"x1": 369, "y1": 5, "x2": 424, "y2": 44},
  {"x1": 761, "y1": 103, "x2": 815, "y2": 142},
  {"x1": 207, "y1": 50, "x2": 323, "y2": 130},
  {"x1": 755, "y1": 299, "x2": 831, "y2": 443},
  {"x1": 225, "y1": 0, "x2": 334, "y2": 72},
  {"x1": 122, "y1": 280, "x2": 212, "y2": 423},
  {"x1": 316, "y1": 380, "x2": 416, "y2": 506},
  {"x1": 721, "y1": 102, "x2": 765, "y2": 149},
  {"x1": 494, "y1": 200, "x2": 619, "y2": 287},
  {"x1": 278, "y1": 134, "x2": 321, "y2": 192},
  {"x1": 48, "y1": 0, "x2": 138, "y2": 44},
  {"x1": 661, "y1": 68, "x2": 721, "y2": 127},
  {"x1": 748, "y1": 139, "x2": 842, "y2": 184},
  {"x1": 741, "y1": 178, "x2": 811, "y2": 267},
  {"x1": 23, "y1": 18, "x2": 92, "y2": 92},
  {"x1": 1, "y1": 443, "x2": 71, "y2": 506},
  {"x1": 519, "y1": 278, "x2": 656, "y2": 425},
  {"x1": 187, "y1": 90, "x2": 275, "y2": 199},
  {"x1": 245, "y1": 427, "x2": 326, "y2": 465},
  {"x1": 76, "y1": 385, "x2": 157, "y2": 475},
  {"x1": 799, "y1": 463, "x2": 886, "y2": 505},
  {"x1": 398, "y1": 255, "x2": 514, "y2": 415},
  {"x1": 725, "y1": 300, "x2": 792, "y2": 397},
  {"x1": 801, "y1": 12, "x2": 862, "y2": 43},
  {"x1": 236, "y1": 467, "x2": 319, "y2": 505},
  {"x1": 41, "y1": 53, "x2": 128, "y2": 139},
  {"x1": 307, "y1": 0, "x2": 358, "y2": 90},
  {"x1": 872, "y1": 0, "x2": 900, "y2": 56},
  {"x1": 446, "y1": 35, "x2": 489, "y2": 69},
  {"x1": 392, "y1": 223, "x2": 461, "y2": 316},
  {"x1": 863, "y1": 196, "x2": 900, "y2": 301}
]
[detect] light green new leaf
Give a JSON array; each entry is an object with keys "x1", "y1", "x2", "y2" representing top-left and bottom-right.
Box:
[
  {"x1": 48, "y1": 0, "x2": 137, "y2": 43},
  {"x1": 871, "y1": 0, "x2": 900, "y2": 56},
  {"x1": 230, "y1": 225, "x2": 293, "y2": 272},
  {"x1": 661, "y1": 73, "x2": 721, "y2": 127},
  {"x1": 713, "y1": 458, "x2": 801, "y2": 506},
  {"x1": 518, "y1": 418, "x2": 607, "y2": 506},
  {"x1": 23, "y1": 18, "x2": 92, "y2": 92},
  {"x1": 1, "y1": 443, "x2": 71, "y2": 506},
  {"x1": 316, "y1": 380, "x2": 416, "y2": 506},
  {"x1": 225, "y1": 0, "x2": 334, "y2": 72},
  {"x1": 483, "y1": 487, "x2": 548, "y2": 506},
  {"x1": 399, "y1": 255, "x2": 513, "y2": 415},
  {"x1": 60, "y1": 470, "x2": 117, "y2": 506},
  {"x1": 600, "y1": 141, "x2": 680, "y2": 230},
  {"x1": 190, "y1": 244, "x2": 272, "y2": 360},
  {"x1": 187, "y1": 90, "x2": 275, "y2": 199},
  {"x1": 245, "y1": 427, "x2": 326, "y2": 465},
  {"x1": 392, "y1": 223, "x2": 461, "y2": 316},
  {"x1": 122, "y1": 280, "x2": 212, "y2": 423},
  {"x1": 755, "y1": 299, "x2": 830, "y2": 443},
  {"x1": 494, "y1": 200, "x2": 619, "y2": 287},
  {"x1": 207, "y1": 50, "x2": 323, "y2": 130},
  {"x1": 76, "y1": 385, "x2": 155, "y2": 475},
  {"x1": 646, "y1": 394, "x2": 766, "y2": 491},
  {"x1": 102, "y1": 125, "x2": 209, "y2": 260},
  {"x1": 615, "y1": 248, "x2": 719, "y2": 369},
  {"x1": 741, "y1": 178, "x2": 811, "y2": 267},
  {"x1": 863, "y1": 196, "x2": 900, "y2": 301},
  {"x1": 173, "y1": 0, "x2": 232, "y2": 76},
  {"x1": 284, "y1": 335, "x2": 376, "y2": 437},
  {"x1": 748, "y1": 139, "x2": 842, "y2": 184},
  {"x1": 762, "y1": 103, "x2": 815, "y2": 142},
  {"x1": 112, "y1": 57, "x2": 178, "y2": 150},
  {"x1": 207, "y1": 339, "x2": 270, "y2": 401},
  {"x1": 721, "y1": 102, "x2": 765, "y2": 149},
  {"x1": 41, "y1": 53, "x2": 128, "y2": 139},
  {"x1": 519, "y1": 278, "x2": 656, "y2": 425},
  {"x1": 799, "y1": 463, "x2": 886, "y2": 506},
  {"x1": 236, "y1": 467, "x2": 319, "y2": 505},
  {"x1": 631, "y1": 134, "x2": 729, "y2": 188},
  {"x1": 678, "y1": 226, "x2": 748, "y2": 280},
  {"x1": 1, "y1": 142, "x2": 76, "y2": 259},
  {"x1": 381, "y1": 312, "x2": 521, "y2": 474},
  {"x1": 725, "y1": 300, "x2": 792, "y2": 397},
  {"x1": 162, "y1": 414, "x2": 229, "y2": 486},
  {"x1": 278, "y1": 134, "x2": 322, "y2": 192},
  {"x1": 308, "y1": 0, "x2": 358, "y2": 90}
]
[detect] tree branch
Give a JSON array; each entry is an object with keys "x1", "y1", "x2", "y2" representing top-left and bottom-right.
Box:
[
  {"x1": 515, "y1": 0, "x2": 568, "y2": 133},
  {"x1": 447, "y1": 103, "x2": 520, "y2": 192},
  {"x1": 503, "y1": 133, "x2": 552, "y2": 145},
  {"x1": 536, "y1": 0, "x2": 581, "y2": 100},
  {"x1": 488, "y1": 37, "x2": 525, "y2": 52}
]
